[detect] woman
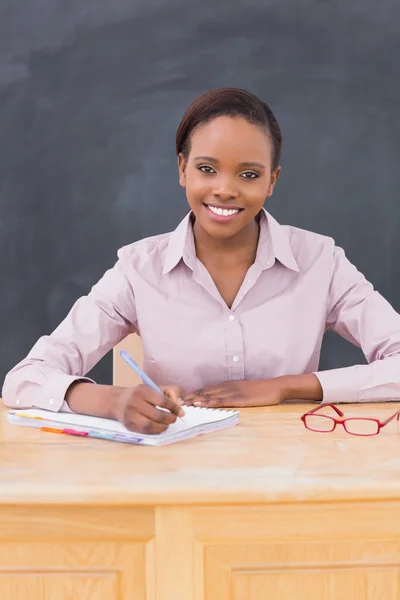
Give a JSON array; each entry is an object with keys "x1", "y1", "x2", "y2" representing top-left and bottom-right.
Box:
[{"x1": 4, "y1": 88, "x2": 400, "y2": 434}]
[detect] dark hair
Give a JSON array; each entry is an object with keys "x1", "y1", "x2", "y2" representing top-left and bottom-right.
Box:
[{"x1": 176, "y1": 88, "x2": 282, "y2": 169}]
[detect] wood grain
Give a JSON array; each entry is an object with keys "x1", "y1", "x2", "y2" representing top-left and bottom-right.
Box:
[
  {"x1": 0, "y1": 505, "x2": 153, "y2": 541},
  {"x1": 0, "y1": 572, "x2": 117, "y2": 600},
  {"x1": 2, "y1": 402, "x2": 400, "y2": 505},
  {"x1": 0, "y1": 542, "x2": 148, "y2": 599},
  {"x1": 2, "y1": 400, "x2": 400, "y2": 599}
]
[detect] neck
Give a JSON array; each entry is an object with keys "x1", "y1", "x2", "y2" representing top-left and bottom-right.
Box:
[{"x1": 192, "y1": 214, "x2": 260, "y2": 266}]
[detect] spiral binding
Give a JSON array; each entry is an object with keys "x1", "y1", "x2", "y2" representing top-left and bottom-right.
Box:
[{"x1": 186, "y1": 406, "x2": 239, "y2": 415}]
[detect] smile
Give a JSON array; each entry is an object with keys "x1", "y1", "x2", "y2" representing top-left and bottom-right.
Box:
[{"x1": 203, "y1": 204, "x2": 243, "y2": 222}]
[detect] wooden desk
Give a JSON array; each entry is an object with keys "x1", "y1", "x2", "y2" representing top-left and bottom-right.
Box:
[{"x1": 1, "y1": 401, "x2": 400, "y2": 600}]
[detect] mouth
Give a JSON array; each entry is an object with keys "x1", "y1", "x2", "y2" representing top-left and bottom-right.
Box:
[{"x1": 203, "y1": 203, "x2": 244, "y2": 223}]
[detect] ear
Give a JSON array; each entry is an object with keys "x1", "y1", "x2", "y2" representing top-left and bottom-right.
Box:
[
  {"x1": 266, "y1": 166, "x2": 281, "y2": 197},
  {"x1": 178, "y1": 153, "x2": 187, "y2": 187}
]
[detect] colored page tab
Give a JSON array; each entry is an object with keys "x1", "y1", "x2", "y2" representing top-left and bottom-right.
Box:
[
  {"x1": 41, "y1": 427, "x2": 64, "y2": 434},
  {"x1": 88, "y1": 430, "x2": 116, "y2": 441},
  {"x1": 63, "y1": 429, "x2": 88, "y2": 436},
  {"x1": 19, "y1": 413, "x2": 44, "y2": 420}
]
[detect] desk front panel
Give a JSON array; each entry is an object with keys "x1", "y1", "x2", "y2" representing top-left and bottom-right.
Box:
[{"x1": 0, "y1": 502, "x2": 399, "y2": 600}]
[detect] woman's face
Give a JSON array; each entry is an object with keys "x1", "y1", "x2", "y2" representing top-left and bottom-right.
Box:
[{"x1": 178, "y1": 115, "x2": 280, "y2": 240}]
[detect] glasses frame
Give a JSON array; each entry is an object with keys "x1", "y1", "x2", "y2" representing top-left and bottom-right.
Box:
[{"x1": 301, "y1": 403, "x2": 400, "y2": 436}]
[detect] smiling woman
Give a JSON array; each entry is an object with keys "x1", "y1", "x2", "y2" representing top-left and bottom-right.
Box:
[
  {"x1": 176, "y1": 89, "x2": 281, "y2": 245},
  {"x1": 180, "y1": 117, "x2": 277, "y2": 238},
  {"x1": 4, "y1": 87, "x2": 400, "y2": 434}
]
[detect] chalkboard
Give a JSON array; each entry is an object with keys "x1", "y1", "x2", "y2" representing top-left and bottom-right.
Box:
[{"x1": 1, "y1": 0, "x2": 400, "y2": 384}]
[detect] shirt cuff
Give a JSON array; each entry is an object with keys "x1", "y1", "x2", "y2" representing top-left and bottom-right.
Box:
[
  {"x1": 313, "y1": 366, "x2": 359, "y2": 404},
  {"x1": 37, "y1": 373, "x2": 95, "y2": 412},
  {"x1": 60, "y1": 400, "x2": 75, "y2": 413}
]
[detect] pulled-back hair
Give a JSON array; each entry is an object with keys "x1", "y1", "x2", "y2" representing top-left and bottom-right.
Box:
[{"x1": 176, "y1": 88, "x2": 282, "y2": 169}]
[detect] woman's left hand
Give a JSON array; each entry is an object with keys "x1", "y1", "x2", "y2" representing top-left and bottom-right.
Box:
[{"x1": 182, "y1": 379, "x2": 285, "y2": 408}]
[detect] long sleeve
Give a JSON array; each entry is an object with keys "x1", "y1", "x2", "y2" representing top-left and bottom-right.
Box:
[
  {"x1": 2, "y1": 253, "x2": 136, "y2": 411},
  {"x1": 315, "y1": 246, "x2": 400, "y2": 403}
]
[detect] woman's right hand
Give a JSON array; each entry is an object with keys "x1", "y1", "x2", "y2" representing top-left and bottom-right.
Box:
[{"x1": 113, "y1": 384, "x2": 185, "y2": 434}]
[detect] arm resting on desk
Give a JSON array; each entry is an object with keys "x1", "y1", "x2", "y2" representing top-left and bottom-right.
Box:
[{"x1": 314, "y1": 246, "x2": 400, "y2": 403}]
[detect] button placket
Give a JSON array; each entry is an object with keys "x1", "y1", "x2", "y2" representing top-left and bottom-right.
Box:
[{"x1": 223, "y1": 309, "x2": 244, "y2": 380}]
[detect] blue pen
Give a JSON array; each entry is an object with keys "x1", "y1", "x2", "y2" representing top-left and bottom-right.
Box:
[{"x1": 120, "y1": 350, "x2": 184, "y2": 421}]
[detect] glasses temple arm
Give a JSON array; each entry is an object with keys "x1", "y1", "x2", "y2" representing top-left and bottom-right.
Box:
[
  {"x1": 304, "y1": 403, "x2": 345, "y2": 417},
  {"x1": 380, "y1": 410, "x2": 400, "y2": 427}
]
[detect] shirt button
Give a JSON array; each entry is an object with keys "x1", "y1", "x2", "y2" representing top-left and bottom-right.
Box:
[
  {"x1": 49, "y1": 398, "x2": 54, "y2": 406},
  {"x1": 228, "y1": 315, "x2": 235, "y2": 322},
  {"x1": 232, "y1": 355, "x2": 239, "y2": 363}
]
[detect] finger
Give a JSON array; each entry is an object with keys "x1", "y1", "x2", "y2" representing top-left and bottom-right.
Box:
[
  {"x1": 183, "y1": 393, "x2": 213, "y2": 406},
  {"x1": 156, "y1": 393, "x2": 185, "y2": 417},
  {"x1": 191, "y1": 394, "x2": 245, "y2": 408},
  {"x1": 139, "y1": 385, "x2": 184, "y2": 417},
  {"x1": 123, "y1": 410, "x2": 169, "y2": 434},
  {"x1": 160, "y1": 386, "x2": 185, "y2": 417},
  {"x1": 182, "y1": 394, "x2": 197, "y2": 406},
  {"x1": 183, "y1": 386, "x2": 225, "y2": 406},
  {"x1": 132, "y1": 397, "x2": 178, "y2": 425},
  {"x1": 160, "y1": 385, "x2": 182, "y2": 403},
  {"x1": 192, "y1": 396, "x2": 228, "y2": 408},
  {"x1": 128, "y1": 417, "x2": 167, "y2": 435}
]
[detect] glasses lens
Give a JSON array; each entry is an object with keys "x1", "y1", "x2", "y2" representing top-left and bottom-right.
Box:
[
  {"x1": 305, "y1": 415, "x2": 335, "y2": 432},
  {"x1": 344, "y1": 419, "x2": 379, "y2": 435}
]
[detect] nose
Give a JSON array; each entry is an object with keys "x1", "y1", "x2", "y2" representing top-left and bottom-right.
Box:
[{"x1": 212, "y1": 175, "x2": 239, "y2": 202}]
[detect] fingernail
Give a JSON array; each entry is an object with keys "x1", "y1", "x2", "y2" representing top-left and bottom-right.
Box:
[
  {"x1": 179, "y1": 408, "x2": 185, "y2": 417},
  {"x1": 193, "y1": 401, "x2": 202, "y2": 407}
]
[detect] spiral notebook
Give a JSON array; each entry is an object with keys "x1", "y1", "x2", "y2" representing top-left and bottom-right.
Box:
[{"x1": 7, "y1": 406, "x2": 240, "y2": 446}]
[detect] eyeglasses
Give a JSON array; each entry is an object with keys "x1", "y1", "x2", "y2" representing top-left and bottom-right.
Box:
[{"x1": 301, "y1": 403, "x2": 400, "y2": 436}]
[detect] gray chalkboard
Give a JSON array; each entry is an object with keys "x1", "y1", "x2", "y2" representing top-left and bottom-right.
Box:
[{"x1": 1, "y1": 0, "x2": 400, "y2": 384}]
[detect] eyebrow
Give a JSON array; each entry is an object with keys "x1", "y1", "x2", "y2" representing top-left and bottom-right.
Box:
[{"x1": 193, "y1": 156, "x2": 265, "y2": 169}]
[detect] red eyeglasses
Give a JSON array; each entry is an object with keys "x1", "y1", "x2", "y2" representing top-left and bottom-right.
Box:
[{"x1": 301, "y1": 403, "x2": 400, "y2": 436}]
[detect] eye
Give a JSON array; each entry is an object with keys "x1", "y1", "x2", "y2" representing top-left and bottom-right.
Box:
[
  {"x1": 240, "y1": 171, "x2": 259, "y2": 179},
  {"x1": 197, "y1": 165, "x2": 216, "y2": 174}
]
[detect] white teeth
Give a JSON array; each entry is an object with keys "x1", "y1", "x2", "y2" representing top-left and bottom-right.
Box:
[{"x1": 208, "y1": 205, "x2": 239, "y2": 217}]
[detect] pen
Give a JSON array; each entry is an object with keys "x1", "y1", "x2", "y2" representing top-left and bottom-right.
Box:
[{"x1": 119, "y1": 350, "x2": 184, "y2": 421}]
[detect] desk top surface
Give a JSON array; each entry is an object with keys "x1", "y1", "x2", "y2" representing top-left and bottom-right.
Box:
[{"x1": 1, "y1": 401, "x2": 400, "y2": 506}]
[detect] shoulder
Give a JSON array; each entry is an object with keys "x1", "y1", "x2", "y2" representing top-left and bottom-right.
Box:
[
  {"x1": 282, "y1": 223, "x2": 337, "y2": 268},
  {"x1": 282, "y1": 223, "x2": 335, "y2": 249},
  {"x1": 116, "y1": 231, "x2": 172, "y2": 274},
  {"x1": 278, "y1": 222, "x2": 367, "y2": 295}
]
